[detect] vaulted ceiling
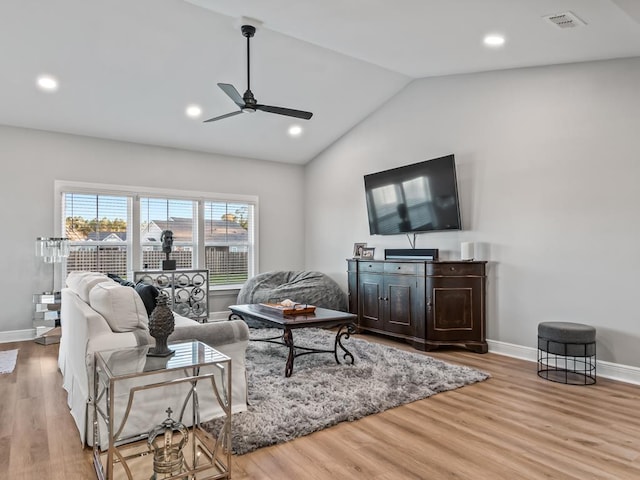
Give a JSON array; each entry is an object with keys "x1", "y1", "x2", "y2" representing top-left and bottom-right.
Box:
[{"x1": 1, "y1": 0, "x2": 639, "y2": 164}]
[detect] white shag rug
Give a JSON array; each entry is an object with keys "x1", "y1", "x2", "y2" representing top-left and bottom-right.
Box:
[
  {"x1": 204, "y1": 328, "x2": 490, "y2": 455},
  {"x1": 0, "y1": 349, "x2": 18, "y2": 374}
]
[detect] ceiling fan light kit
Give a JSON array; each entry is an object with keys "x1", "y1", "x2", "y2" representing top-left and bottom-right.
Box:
[{"x1": 204, "y1": 24, "x2": 313, "y2": 123}]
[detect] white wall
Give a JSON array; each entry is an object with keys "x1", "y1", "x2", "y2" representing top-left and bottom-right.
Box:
[
  {"x1": 305, "y1": 57, "x2": 640, "y2": 368},
  {"x1": 0, "y1": 126, "x2": 305, "y2": 335}
]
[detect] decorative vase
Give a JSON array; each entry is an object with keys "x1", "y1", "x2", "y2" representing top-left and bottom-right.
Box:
[{"x1": 148, "y1": 294, "x2": 175, "y2": 357}]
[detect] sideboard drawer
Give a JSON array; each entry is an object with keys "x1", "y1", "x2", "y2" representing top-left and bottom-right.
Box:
[
  {"x1": 359, "y1": 262, "x2": 384, "y2": 273},
  {"x1": 427, "y1": 262, "x2": 485, "y2": 277},
  {"x1": 384, "y1": 262, "x2": 421, "y2": 275}
]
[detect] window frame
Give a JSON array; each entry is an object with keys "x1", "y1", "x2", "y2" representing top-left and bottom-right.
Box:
[{"x1": 54, "y1": 180, "x2": 259, "y2": 290}]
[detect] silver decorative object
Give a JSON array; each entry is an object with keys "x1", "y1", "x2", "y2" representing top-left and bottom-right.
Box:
[
  {"x1": 148, "y1": 294, "x2": 175, "y2": 357},
  {"x1": 147, "y1": 407, "x2": 188, "y2": 479}
]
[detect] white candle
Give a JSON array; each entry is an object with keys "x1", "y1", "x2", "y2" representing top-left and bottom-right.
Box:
[{"x1": 461, "y1": 242, "x2": 474, "y2": 260}]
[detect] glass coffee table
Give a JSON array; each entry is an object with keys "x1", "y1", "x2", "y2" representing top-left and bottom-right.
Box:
[{"x1": 228, "y1": 304, "x2": 357, "y2": 377}]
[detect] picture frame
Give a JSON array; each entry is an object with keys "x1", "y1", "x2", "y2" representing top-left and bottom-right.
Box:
[
  {"x1": 353, "y1": 242, "x2": 367, "y2": 258},
  {"x1": 361, "y1": 247, "x2": 375, "y2": 259}
]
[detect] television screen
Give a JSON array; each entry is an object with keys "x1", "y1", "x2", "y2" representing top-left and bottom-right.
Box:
[{"x1": 364, "y1": 154, "x2": 462, "y2": 235}]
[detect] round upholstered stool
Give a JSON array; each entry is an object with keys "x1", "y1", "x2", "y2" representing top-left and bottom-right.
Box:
[{"x1": 537, "y1": 321, "x2": 596, "y2": 385}]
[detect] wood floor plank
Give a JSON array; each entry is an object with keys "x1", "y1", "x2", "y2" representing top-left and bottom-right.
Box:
[
  {"x1": 1, "y1": 334, "x2": 640, "y2": 479},
  {"x1": 0, "y1": 436, "x2": 10, "y2": 473}
]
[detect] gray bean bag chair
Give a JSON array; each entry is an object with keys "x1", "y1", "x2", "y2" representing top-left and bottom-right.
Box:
[{"x1": 236, "y1": 271, "x2": 348, "y2": 312}]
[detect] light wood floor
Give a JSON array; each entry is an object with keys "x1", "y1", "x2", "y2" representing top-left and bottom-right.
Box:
[{"x1": 1, "y1": 335, "x2": 639, "y2": 479}]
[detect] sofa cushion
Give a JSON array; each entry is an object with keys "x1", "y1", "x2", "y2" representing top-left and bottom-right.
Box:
[
  {"x1": 134, "y1": 282, "x2": 160, "y2": 317},
  {"x1": 66, "y1": 271, "x2": 113, "y2": 303},
  {"x1": 89, "y1": 282, "x2": 149, "y2": 332}
]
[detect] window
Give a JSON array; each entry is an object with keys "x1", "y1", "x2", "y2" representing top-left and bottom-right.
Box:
[
  {"x1": 58, "y1": 182, "x2": 257, "y2": 289},
  {"x1": 204, "y1": 201, "x2": 254, "y2": 286}
]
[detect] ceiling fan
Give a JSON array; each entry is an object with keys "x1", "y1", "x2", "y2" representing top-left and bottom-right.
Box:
[{"x1": 204, "y1": 24, "x2": 313, "y2": 123}]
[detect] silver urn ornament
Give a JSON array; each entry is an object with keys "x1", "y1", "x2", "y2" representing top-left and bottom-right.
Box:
[{"x1": 148, "y1": 294, "x2": 175, "y2": 357}]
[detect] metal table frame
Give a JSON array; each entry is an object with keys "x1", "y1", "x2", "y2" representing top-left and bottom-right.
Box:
[{"x1": 93, "y1": 340, "x2": 232, "y2": 480}]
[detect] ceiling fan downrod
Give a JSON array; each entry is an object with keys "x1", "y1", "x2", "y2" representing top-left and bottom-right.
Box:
[{"x1": 242, "y1": 25, "x2": 255, "y2": 106}]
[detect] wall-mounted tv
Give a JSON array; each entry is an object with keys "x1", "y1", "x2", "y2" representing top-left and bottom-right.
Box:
[{"x1": 364, "y1": 154, "x2": 462, "y2": 235}]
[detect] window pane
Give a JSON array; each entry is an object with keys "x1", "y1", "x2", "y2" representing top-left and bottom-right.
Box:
[
  {"x1": 141, "y1": 248, "x2": 193, "y2": 270},
  {"x1": 65, "y1": 194, "x2": 128, "y2": 240},
  {"x1": 140, "y1": 197, "x2": 194, "y2": 269},
  {"x1": 205, "y1": 246, "x2": 248, "y2": 286},
  {"x1": 204, "y1": 202, "x2": 252, "y2": 286},
  {"x1": 66, "y1": 245, "x2": 128, "y2": 277},
  {"x1": 63, "y1": 193, "x2": 129, "y2": 276}
]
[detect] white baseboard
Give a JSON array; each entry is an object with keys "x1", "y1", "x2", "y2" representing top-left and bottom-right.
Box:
[
  {"x1": 487, "y1": 339, "x2": 640, "y2": 386},
  {"x1": 0, "y1": 329, "x2": 36, "y2": 344}
]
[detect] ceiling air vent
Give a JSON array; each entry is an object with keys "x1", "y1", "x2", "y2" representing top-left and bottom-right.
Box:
[{"x1": 543, "y1": 11, "x2": 587, "y2": 29}]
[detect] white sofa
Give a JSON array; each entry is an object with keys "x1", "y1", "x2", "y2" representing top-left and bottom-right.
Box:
[{"x1": 58, "y1": 271, "x2": 250, "y2": 446}]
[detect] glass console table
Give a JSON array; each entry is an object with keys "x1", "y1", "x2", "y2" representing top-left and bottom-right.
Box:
[{"x1": 93, "y1": 340, "x2": 231, "y2": 480}]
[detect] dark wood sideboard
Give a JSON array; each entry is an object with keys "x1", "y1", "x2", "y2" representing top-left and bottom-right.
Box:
[{"x1": 347, "y1": 259, "x2": 488, "y2": 353}]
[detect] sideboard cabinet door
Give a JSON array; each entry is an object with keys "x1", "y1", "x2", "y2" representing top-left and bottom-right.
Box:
[
  {"x1": 425, "y1": 262, "x2": 487, "y2": 353},
  {"x1": 359, "y1": 272, "x2": 384, "y2": 330},
  {"x1": 383, "y1": 274, "x2": 419, "y2": 337}
]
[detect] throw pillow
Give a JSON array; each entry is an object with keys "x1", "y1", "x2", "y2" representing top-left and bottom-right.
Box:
[
  {"x1": 66, "y1": 271, "x2": 112, "y2": 303},
  {"x1": 107, "y1": 273, "x2": 135, "y2": 288},
  {"x1": 135, "y1": 282, "x2": 160, "y2": 317},
  {"x1": 89, "y1": 282, "x2": 148, "y2": 332}
]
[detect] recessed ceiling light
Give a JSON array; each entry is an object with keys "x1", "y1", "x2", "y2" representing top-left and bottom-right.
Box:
[
  {"x1": 288, "y1": 125, "x2": 303, "y2": 137},
  {"x1": 483, "y1": 34, "x2": 505, "y2": 48},
  {"x1": 186, "y1": 104, "x2": 202, "y2": 118},
  {"x1": 36, "y1": 74, "x2": 58, "y2": 92}
]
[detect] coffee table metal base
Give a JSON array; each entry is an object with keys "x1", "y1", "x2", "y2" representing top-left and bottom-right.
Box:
[{"x1": 253, "y1": 323, "x2": 356, "y2": 377}]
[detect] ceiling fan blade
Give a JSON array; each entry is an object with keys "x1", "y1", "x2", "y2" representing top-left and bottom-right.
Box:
[
  {"x1": 255, "y1": 104, "x2": 313, "y2": 120},
  {"x1": 203, "y1": 110, "x2": 243, "y2": 123},
  {"x1": 218, "y1": 83, "x2": 244, "y2": 108}
]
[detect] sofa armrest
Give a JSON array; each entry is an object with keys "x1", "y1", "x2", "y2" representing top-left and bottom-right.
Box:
[{"x1": 168, "y1": 319, "x2": 249, "y2": 349}]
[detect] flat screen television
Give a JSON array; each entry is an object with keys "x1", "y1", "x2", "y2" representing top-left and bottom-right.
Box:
[{"x1": 364, "y1": 154, "x2": 462, "y2": 235}]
